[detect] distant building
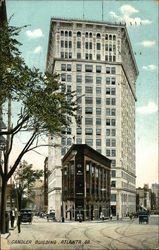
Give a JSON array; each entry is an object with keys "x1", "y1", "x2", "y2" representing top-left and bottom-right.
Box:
[
  {"x1": 151, "y1": 183, "x2": 159, "y2": 210},
  {"x1": 136, "y1": 184, "x2": 151, "y2": 211},
  {"x1": 31, "y1": 180, "x2": 44, "y2": 211},
  {"x1": 62, "y1": 144, "x2": 111, "y2": 221}
]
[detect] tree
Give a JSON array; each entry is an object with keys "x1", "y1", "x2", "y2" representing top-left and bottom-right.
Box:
[
  {"x1": 0, "y1": 21, "x2": 77, "y2": 233},
  {"x1": 14, "y1": 161, "x2": 43, "y2": 209}
]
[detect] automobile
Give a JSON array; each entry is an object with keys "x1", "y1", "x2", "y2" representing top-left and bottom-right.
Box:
[
  {"x1": 47, "y1": 212, "x2": 56, "y2": 221},
  {"x1": 21, "y1": 209, "x2": 33, "y2": 224}
]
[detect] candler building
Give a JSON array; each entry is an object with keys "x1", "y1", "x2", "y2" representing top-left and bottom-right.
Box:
[
  {"x1": 46, "y1": 18, "x2": 139, "y2": 221},
  {"x1": 62, "y1": 144, "x2": 111, "y2": 221}
]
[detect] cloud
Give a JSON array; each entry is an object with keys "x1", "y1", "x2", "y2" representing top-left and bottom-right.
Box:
[
  {"x1": 33, "y1": 46, "x2": 42, "y2": 54},
  {"x1": 137, "y1": 102, "x2": 158, "y2": 114},
  {"x1": 26, "y1": 29, "x2": 44, "y2": 39},
  {"x1": 142, "y1": 64, "x2": 157, "y2": 71},
  {"x1": 138, "y1": 40, "x2": 155, "y2": 47},
  {"x1": 109, "y1": 4, "x2": 152, "y2": 26}
]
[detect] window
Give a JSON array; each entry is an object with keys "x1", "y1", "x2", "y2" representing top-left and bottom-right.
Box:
[
  {"x1": 105, "y1": 55, "x2": 108, "y2": 62},
  {"x1": 111, "y1": 98, "x2": 116, "y2": 105},
  {"x1": 111, "y1": 119, "x2": 116, "y2": 126},
  {"x1": 77, "y1": 53, "x2": 81, "y2": 59},
  {"x1": 65, "y1": 41, "x2": 68, "y2": 48},
  {"x1": 112, "y1": 139, "x2": 116, "y2": 147},
  {"x1": 85, "y1": 86, "x2": 93, "y2": 93},
  {"x1": 111, "y1": 194, "x2": 116, "y2": 201},
  {"x1": 106, "y1": 119, "x2": 110, "y2": 126},
  {"x1": 109, "y1": 34, "x2": 112, "y2": 40},
  {"x1": 61, "y1": 40, "x2": 64, "y2": 48},
  {"x1": 61, "y1": 73, "x2": 66, "y2": 81},
  {"x1": 97, "y1": 43, "x2": 101, "y2": 50},
  {"x1": 112, "y1": 149, "x2": 116, "y2": 157},
  {"x1": 111, "y1": 181, "x2": 116, "y2": 188},
  {"x1": 85, "y1": 65, "x2": 93, "y2": 72},
  {"x1": 96, "y1": 139, "x2": 101, "y2": 146},
  {"x1": 106, "y1": 98, "x2": 110, "y2": 105},
  {"x1": 69, "y1": 52, "x2": 72, "y2": 58},
  {"x1": 96, "y1": 65, "x2": 101, "y2": 73},
  {"x1": 76, "y1": 64, "x2": 82, "y2": 72},
  {"x1": 106, "y1": 88, "x2": 110, "y2": 95},
  {"x1": 85, "y1": 53, "x2": 89, "y2": 60},
  {"x1": 113, "y1": 45, "x2": 116, "y2": 52},
  {"x1": 61, "y1": 147, "x2": 66, "y2": 156},
  {"x1": 111, "y1": 78, "x2": 116, "y2": 85},
  {"x1": 65, "y1": 31, "x2": 68, "y2": 36},
  {"x1": 105, "y1": 34, "x2": 108, "y2": 40},
  {"x1": 67, "y1": 138, "x2": 72, "y2": 145},
  {"x1": 109, "y1": 44, "x2": 112, "y2": 52},
  {"x1": 76, "y1": 127, "x2": 82, "y2": 135},
  {"x1": 111, "y1": 170, "x2": 116, "y2": 177},
  {"x1": 85, "y1": 128, "x2": 93, "y2": 135},
  {"x1": 85, "y1": 32, "x2": 88, "y2": 38},
  {"x1": 61, "y1": 31, "x2": 64, "y2": 36},
  {"x1": 61, "y1": 137, "x2": 66, "y2": 145},
  {"x1": 77, "y1": 31, "x2": 81, "y2": 37},
  {"x1": 69, "y1": 31, "x2": 72, "y2": 37},
  {"x1": 85, "y1": 42, "x2": 88, "y2": 49},
  {"x1": 96, "y1": 128, "x2": 101, "y2": 135},
  {"x1": 111, "y1": 88, "x2": 116, "y2": 95},
  {"x1": 61, "y1": 64, "x2": 66, "y2": 71},
  {"x1": 67, "y1": 85, "x2": 71, "y2": 93},
  {"x1": 111, "y1": 108, "x2": 116, "y2": 116},
  {"x1": 113, "y1": 56, "x2": 116, "y2": 62},
  {"x1": 76, "y1": 138, "x2": 82, "y2": 144},
  {"x1": 105, "y1": 44, "x2": 108, "y2": 51},
  {"x1": 106, "y1": 108, "x2": 110, "y2": 116},
  {"x1": 106, "y1": 149, "x2": 110, "y2": 156},
  {"x1": 106, "y1": 129, "x2": 110, "y2": 136},
  {"x1": 97, "y1": 33, "x2": 101, "y2": 39},
  {"x1": 96, "y1": 87, "x2": 101, "y2": 94},
  {"x1": 85, "y1": 75, "x2": 93, "y2": 83},
  {"x1": 77, "y1": 41, "x2": 81, "y2": 49},
  {"x1": 67, "y1": 127, "x2": 71, "y2": 134},
  {"x1": 112, "y1": 160, "x2": 116, "y2": 167},
  {"x1": 85, "y1": 97, "x2": 93, "y2": 104},
  {"x1": 106, "y1": 77, "x2": 110, "y2": 85},
  {"x1": 96, "y1": 118, "x2": 101, "y2": 125},
  {"x1": 109, "y1": 55, "x2": 112, "y2": 62},
  {"x1": 85, "y1": 118, "x2": 93, "y2": 125},
  {"x1": 106, "y1": 139, "x2": 110, "y2": 146},
  {"x1": 96, "y1": 97, "x2": 101, "y2": 105},
  {"x1": 111, "y1": 67, "x2": 116, "y2": 74},
  {"x1": 85, "y1": 139, "x2": 93, "y2": 146},
  {"x1": 85, "y1": 107, "x2": 93, "y2": 114},
  {"x1": 112, "y1": 129, "x2": 116, "y2": 136},
  {"x1": 89, "y1": 42, "x2": 92, "y2": 49},
  {"x1": 65, "y1": 52, "x2": 68, "y2": 58},
  {"x1": 89, "y1": 54, "x2": 92, "y2": 60},
  {"x1": 96, "y1": 54, "x2": 101, "y2": 60},
  {"x1": 76, "y1": 75, "x2": 82, "y2": 83},
  {"x1": 67, "y1": 74, "x2": 71, "y2": 82},
  {"x1": 96, "y1": 108, "x2": 101, "y2": 115},
  {"x1": 61, "y1": 52, "x2": 64, "y2": 58},
  {"x1": 106, "y1": 67, "x2": 110, "y2": 74},
  {"x1": 89, "y1": 32, "x2": 92, "y2": 38},
  {"x1": 96, "y1": 77, "x2": 101, "y2": 84},
  {"x1": 113, "y1": 35, "x2": 116, "y2": 41}
]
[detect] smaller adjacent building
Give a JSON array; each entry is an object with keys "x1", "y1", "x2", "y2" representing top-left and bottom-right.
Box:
[
  {"x1": 151, "y1": 183, "x2": 159, "y2": 211},
  {"x1": 62, "y1": 144, "x2": 111, "y2": 221},
  {"x1": 136, "y1": 184, "x2": 151, "y2": 211}
]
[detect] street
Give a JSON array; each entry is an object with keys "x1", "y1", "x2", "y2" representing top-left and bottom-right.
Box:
[{"x1": 3, "y1": 215, "x2": 158, "y2": 250}]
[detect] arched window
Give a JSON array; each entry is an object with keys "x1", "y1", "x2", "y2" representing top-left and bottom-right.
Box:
[
  {"x1": 61, "y1": 30, "x2": 64, "y2": 36},
  {"x1": 89, "y1": 32, "x2": 92, "y2": 38},
  {"x1": 69, "y1": 31, "x2": 72, "y2": 37},
  {"x1": 65, "y1": 31, "x2": 68, "y2": 36},
  {"x1": 113, "y1": 35, "x2": 116, "y2": 41},
  {"x1": 97, "y1": 33, "x2": 101, "y2": 39},
  {"x1": 109, "y1": 34, "x2": 112, "y2": 40},
  {"x1": 85, "y1": 32, "x2": 88, "y2": 38},
  {"x1": 105, "y1": 34, "x2": 108, "y2": 40},
  {"x1": 77, "y1": 31, "x2": 81, "y2": 37}
]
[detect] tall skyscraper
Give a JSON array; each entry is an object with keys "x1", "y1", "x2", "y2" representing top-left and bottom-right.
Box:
[{"x1": 46, "y1": 18, "x2": 138, "y2": 221}]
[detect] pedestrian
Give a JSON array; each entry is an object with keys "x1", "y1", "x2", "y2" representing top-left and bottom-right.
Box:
[
  {"x1": 110, "y1": 214, "x2": 113, "y2": 220},
  {"x1": 17, "y1": 211, "x2": 21, "y2": 233},
  {"x1": 10, "y1": 210, "x2": 15, "y2": 228}
]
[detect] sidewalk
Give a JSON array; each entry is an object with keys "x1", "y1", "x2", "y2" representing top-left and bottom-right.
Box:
[{"x1": 1, "y1": 234, "x2": 10, "y2": 250}]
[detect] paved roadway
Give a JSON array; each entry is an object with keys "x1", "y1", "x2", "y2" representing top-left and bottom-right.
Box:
[{"x1": 5, "y1": 215, "x2": 159, "y2": 250}]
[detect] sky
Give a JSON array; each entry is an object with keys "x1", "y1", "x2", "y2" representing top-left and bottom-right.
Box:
[{"x1": 5, "y1": 0, "x2": 158, "y2": 188}]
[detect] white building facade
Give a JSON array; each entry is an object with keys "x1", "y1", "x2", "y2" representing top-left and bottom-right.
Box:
[{"x1": 46, "y1": 18, "x2": 138, "y2": 221}]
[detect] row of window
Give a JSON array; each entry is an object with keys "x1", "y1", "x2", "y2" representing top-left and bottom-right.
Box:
[
  {"x1": 76, "y1": 127, "x2": 116, "y2": 136},
  {"x1": 61, "y1": 127, "x2": 117, "y2": 136},
  {"x1": 77, "y1": 97, "x2": 116, "y2": 106},
  {"x1": 84, "y1": 118, "x2": 116, "y2": 126},
  {"x1": 61, "y1": 64, "x2": 116, "y2": 74},
  {"x1": 61, "y1": 137, "x2": 116, "y2": 147},
  {"x1": 61, "y1": 40, "x2": 116, "y2": 51},
  {"x1": 61, "y1": 75, "x2": 116, "y2": 84},
  {"x1": 60, "y1": 52, "x2": 116, "y2": 62},
  {"x1": 60, "y1": 30, "x2": 117, "y2": 40}
]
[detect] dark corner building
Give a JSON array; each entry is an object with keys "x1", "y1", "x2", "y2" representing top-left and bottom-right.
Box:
[{"x1": 62, "y1": 144, "x2": 111, "y2": 221}]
